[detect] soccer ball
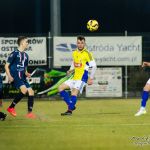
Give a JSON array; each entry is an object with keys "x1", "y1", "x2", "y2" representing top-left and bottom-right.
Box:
[{"x1": 87, "y1": 20, "x2": 99, "y2": 32}]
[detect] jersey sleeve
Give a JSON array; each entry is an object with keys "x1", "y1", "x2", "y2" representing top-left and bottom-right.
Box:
[
  {"x1": 86, "y1": 52, "x2": 97, "y2": 68},
  {"x1": 7, "y1": 51, "x2": 17, "y2": 64},
  {"x1": 86, "y1": 52, "x2": 97, "y2": 79}
]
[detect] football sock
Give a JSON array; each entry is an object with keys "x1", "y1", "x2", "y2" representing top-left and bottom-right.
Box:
[
  {"x1": 28, "y1": 96, "x2": 34, "y2": 112},
  {"x1": 141, "y1": 91, "x2": 149, "y2": 108},
  {"x1": 60, "y1": 90, "x2": 70, "y2": 105},
  {"x1": 9, "y1": 93, "x2": 25, "y2": 108},
  {"x1": 68, "y1": 95, "x2": 77, "y2": 111}
]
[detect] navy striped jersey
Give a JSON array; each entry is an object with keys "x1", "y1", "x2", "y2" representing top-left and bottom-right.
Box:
[{"x1": 7, "y1": 49, "x2": 29, "y2": 79}]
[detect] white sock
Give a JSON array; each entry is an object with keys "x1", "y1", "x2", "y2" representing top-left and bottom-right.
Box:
[{"x1": 140, "y1": 107, "x2": 145, "y2": 110}]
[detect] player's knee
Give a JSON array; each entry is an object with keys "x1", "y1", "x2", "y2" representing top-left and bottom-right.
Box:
[
  {"x1": 71, "y1": 89, "x2": 79, "y2": 96},
  {"x1": 71, "y1": 93, "x2": 78, "y2": 96},
  {"x1": 143, "y1": 84, "x2": 150, "y2": 91},
  {"x1": 27, "y1": 88, "x2": 34, "y2": 96},
  {"x1": 21, "y1": 89, "x2": 28, "y2": 95},
  {"x1": 144, "y1": 87, "x2": 150, "y2": 92},
  {"x1": 29, "y1": 89, "x2": 34, "y2": 96},
  {"x1": 71, "y1": 92, "x2": 78, "y2": 96},
  {"x1": 58, "y1": 84, "x2": 63, "y2": 92}
]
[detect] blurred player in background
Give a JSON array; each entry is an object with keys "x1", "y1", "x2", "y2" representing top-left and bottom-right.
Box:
[
  {"x1": 135, "y1": 61, "x2": 150, "y2": 116},
  {"x1": 58, "y1": 36, "x2": 97, "y2": 115},
  {"x1": 5, "y1": 36, "x2": 36, "y2": 119},
  {"x1": 0, "y1": 67, "x2": 7, "y2": 121}
]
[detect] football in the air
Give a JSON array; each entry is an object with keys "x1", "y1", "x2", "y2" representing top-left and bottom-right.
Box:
[{"x1": 87, "y1": 20, "x2": 99, "y2": 32}]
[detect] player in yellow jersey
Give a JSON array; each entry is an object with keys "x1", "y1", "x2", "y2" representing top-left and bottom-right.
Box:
[{"x1": 58, "y1": 36, "x2": 97, "y2": 115}]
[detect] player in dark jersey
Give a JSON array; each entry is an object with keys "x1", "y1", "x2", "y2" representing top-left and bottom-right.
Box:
[{"x1": 5, "y1": 36, "x2": 36, "y2": 119}]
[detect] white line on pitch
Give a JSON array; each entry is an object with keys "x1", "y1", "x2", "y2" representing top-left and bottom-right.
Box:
[{"x1": 1, "y1": 123, "x2": 150, "y2": 128}]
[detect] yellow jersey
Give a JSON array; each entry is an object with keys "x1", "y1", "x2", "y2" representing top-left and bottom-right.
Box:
[{"x1": 72, "y1": 48, "x2": 93, "y2": 82}]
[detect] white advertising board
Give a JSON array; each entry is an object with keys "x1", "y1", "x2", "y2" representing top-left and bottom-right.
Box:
[
  {"x1": 0, "y1": 37, "x2": 47, "y2": 66},
  {"x1": 54, "y1": 36, "x2": 142, "y2": 66},
  {"x1": 86, "y1": 68, "x2": 122, "y2": 97}
]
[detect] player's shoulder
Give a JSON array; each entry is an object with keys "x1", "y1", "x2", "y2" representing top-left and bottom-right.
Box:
[
  {"x1": 83, "y1": 48, "x2": 90, "y2": 53},
  {"x1": 83, "y1": 49, "x2": 93, "y2": 60},
  {"x1": 12, "y1": 49, "x2": 18, "y2": 53},
  {"x1": 9, "y1": 49, "x2": 18, "y2": 57},
  {"x1": 83, "y1": 48, "x2": 92, "y2": 55},
  {"x1": 72, "y1": 49, "x2": 78, "y2": 55},
  {"x1": 24, "y1": 51, "x2": 28, "y2": 55},
  {"x1": 73, "y1": 48, "x2": 78, "y2": 52}
]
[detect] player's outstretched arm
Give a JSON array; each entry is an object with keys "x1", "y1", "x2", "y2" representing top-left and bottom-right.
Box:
[
  {"x1": 67, "y1": 61, "x2": 74, "y2": 76},
  {"x1": 142, "y1": 62, "x2": 150, "y2": 67},
  {"x1": 67, "y1": 69, "x2": 74, "y2": 76}
]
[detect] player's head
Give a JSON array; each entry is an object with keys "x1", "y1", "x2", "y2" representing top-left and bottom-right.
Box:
[
  {"x1": 77, "y1": 36, "x2": 85, "y2": 51},
  {"x1": 17, "y1": 36, "x2": 28, "y2": 50}
]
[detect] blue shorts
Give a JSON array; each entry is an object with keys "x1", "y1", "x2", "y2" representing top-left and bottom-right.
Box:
[{"x1": 12, "y1": 78, "x2": 30, "y2": 89}]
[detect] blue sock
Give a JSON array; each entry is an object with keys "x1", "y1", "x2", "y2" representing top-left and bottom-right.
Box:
[
  {"x1": 141, "y1": 91, "x2": 149, "y2": 107},
  {"x1": 60, "y1": 91, "x2": 70, "y2": 105},
  {"x1": 68, "y1": 95, "x2": 77, "y2": 111}
]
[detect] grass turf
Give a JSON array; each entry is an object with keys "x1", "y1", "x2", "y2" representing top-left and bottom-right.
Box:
[{"x1": 0, "y1": 99, "x2": 150, "y2": 150}]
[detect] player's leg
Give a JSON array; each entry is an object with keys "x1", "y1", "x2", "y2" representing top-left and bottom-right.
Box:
[
  {"x1": 22, "y1": 80, "x2": 36, "y2": 119},
  {"x1": 69, "y1": 81, "x2": 86, "y2": 111},
  {"x1": 27, "y1": 88, "x2": 34, "y2": 112},
  {"x1": 69, "y1": 88, "x2": 79, "y2": 110},
  {"x1": 25, "y1": 87, "x2": 36, "y2": 119},
  {"x1": 0, "y1": 112, "x2": 7, "y2": 121},
  {"x1": 135, "y1": 82, "x2": 150, "y2": 116},
  {"x1": 58, "y1": 81, "x2": 71, "y2": 105},
  {"x1": 61, "y1": 88, "x2": 79, "y2": 116},
  {"x1": 0, "y1": 88, "x2": 7, "y2": 121},
  {"x1": 0, "y1": 80, "x2": 3, "y2": 106},
  {"x1": 7, "y1": 85, "x2": 27, "y2": 117},
  {"x1": 0, "y1": 88, "x2": 3, "y2": 107},
  {"x1": 61, "y1": 80, "x2": 86, "y2": 116}
]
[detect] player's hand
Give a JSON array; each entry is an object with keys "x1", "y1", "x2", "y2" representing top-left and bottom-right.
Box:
[
  {"x1": 142, "y1": 62, "x2": 150, "y2": 67},
  {"x1": 67, "y1": 70, "x2": 72, "y2": 76},
  {"x1": 87, "y1": 78, "x2": 93, "y2": 85},
  {"x1": 25, "y1": 72, "x2": 31, "y2": 78},
  {"x1": 8, "y1": 75, "x2": 14, "y2": 83}
]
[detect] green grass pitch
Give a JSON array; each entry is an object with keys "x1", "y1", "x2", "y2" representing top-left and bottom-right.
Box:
[{"x1": 1, "y1": 99, "x2": 150, "y2": 150}]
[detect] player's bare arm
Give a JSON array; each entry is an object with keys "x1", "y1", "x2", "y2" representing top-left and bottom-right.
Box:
[
  {"x1": 142, "y1": 62, "x2": 150, "y2": 67},
  {"x1": 67, "y1": 69, "x2": 74, "y2": 76},
  {"x1": 5, "y1": 63, "x2": 14, "y2": 83},
  {"x1": 25, "y1": 70, "x2": 31, "y2": 78},
  {"x1": 67, "y1": 61, "x2": 75, "y2": 76},
  {"x1": 87, "y1": 60, "x2": 97, "y2": 85}
]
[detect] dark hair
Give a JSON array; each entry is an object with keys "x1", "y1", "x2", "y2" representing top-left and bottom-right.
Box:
[
  {"x1": 77, "y1": 35, "x2": 85, "y2": 41},
  {"x1": 17, "y1": 36, "x2": 28, "y2": 46}
]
